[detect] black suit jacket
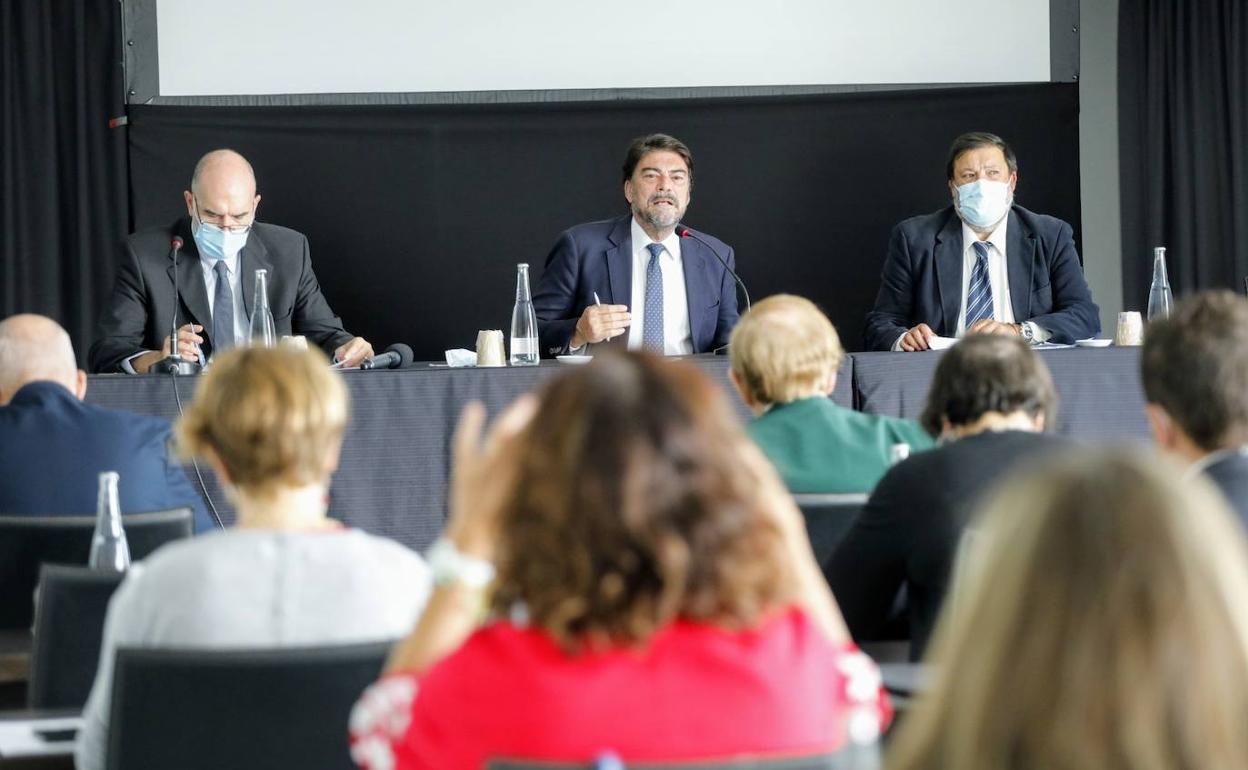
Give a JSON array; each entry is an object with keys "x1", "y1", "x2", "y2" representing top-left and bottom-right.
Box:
[
  {"x1": 863, "y1": 205, "x2": 1100, "y2": 350},
  {"x1": 532, "y1": 215, "x2": 739, "y2": 356},
  {"x1": 1201, "y1": 450, "x2": 1248, "y2": 529},
  {"x1": 0, "y1": 382, "x2": 212, "y2": 532},
  {"x1": 825, "y1": 429, "x2": 1065, "y2": 660},
  {"x1": 89, "y1": 218, "x2": 354, "y2": 373}
]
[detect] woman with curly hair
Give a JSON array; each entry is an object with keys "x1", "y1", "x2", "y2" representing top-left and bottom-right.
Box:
[{"x1": 351, "y1": 351, "x2": 890, "y2": 770}]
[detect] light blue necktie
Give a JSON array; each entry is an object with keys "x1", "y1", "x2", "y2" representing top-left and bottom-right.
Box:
[
  {"x1": 965, "y1": 240, "x2": 994, "y2": 329},
  {"x1": 212, "y1": 260, "x2": 235, "y2": 355},
  {"x1": 642, "y1": 243, "x2": 666, "y2": 353}
]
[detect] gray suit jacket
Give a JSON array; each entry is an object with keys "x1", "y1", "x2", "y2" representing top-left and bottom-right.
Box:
[{"x1": 89, "y1": 218, "x2": 353, "y2": 372}]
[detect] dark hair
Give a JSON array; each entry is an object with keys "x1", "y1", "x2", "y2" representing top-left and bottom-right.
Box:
[
  {"x1": 1141, "y1": 291, "x2": 1248, "y2": 451},
  {"x1": 490, "y1": 351, "x2": 791, "y2": 650},
  {"x1": 920, "y1": 334, "x2": 1056, "y2": 435},
  {"x1": 621, "y1": 134, "x2": 694, "y2": 183},
  {"x1": 946, "y1": 132, "x2": 1018, "y2": 181}
]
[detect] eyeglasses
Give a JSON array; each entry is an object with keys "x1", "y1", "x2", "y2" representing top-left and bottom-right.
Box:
[{"x1": 194, "y1": 201, "x2": 254, "y2": 234}]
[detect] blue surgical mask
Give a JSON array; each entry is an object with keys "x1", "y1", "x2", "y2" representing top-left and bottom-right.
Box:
[
  {"x1": 192, "y1": 219, "x2": 250, "y2": 260},
  {"x1": 954, "y1": 179, "x2": 1012, "y2": 230}
]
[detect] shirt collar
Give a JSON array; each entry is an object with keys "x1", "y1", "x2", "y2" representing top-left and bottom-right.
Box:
[
  {"x1": 961, "y1": 214, "x2": 1009, "y2": 258},
  {"x1": 200, "y1": 250, "x2": 240, "y2": 277},
  {"x1": 1187, "y1": 446, "x2": 1248, "y2": 478},
  {"x1": 630, "y1": 217, "x2": 681, "y2": 261}
]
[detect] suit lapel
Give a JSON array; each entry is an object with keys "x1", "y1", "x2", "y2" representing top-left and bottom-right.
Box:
[
  {"x1": 680, "y1": 235, "x2": 712, "y2": 351},
  {"x1": 605, "y1": 215, "x2": 632, "y2": 305},
  {"x1": 1006, "y1": 209, "x2": 1034, "y2": 321},
  {"x1": 239, "y1": 230, "x2": 274, "y2": 322},
  {"x1": 933, "y1": 211, "x2": 963, "y2": 335},
  {"x1": 168, "y1": 240, "x2": 212, "y2": 335}
]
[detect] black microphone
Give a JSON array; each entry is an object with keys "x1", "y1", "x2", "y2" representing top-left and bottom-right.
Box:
[
  {"x1": 360, "y1": 343, "x2": 414, "y2": 370},
  {"x1": 676, "y1": 225, "x2": 751, "y2": 313},
  {"x1": 152, "y1": 236, "x2": 201, "y2": 375}
]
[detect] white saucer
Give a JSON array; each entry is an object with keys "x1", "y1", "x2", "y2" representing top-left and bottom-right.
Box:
[
  {"x1": 556, "y1": 355, "x2": 593, "y2": 365},
  {"x1": 1075, "y1": 338, "x2": 1113, "y2": 348}
]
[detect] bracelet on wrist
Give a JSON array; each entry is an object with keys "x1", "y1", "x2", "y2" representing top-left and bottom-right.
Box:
[{"x1": 427, "y1": 537, "x2": 496, "y2": 590}]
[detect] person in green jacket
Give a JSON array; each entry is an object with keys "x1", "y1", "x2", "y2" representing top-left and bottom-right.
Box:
[{"x1": 729, "y1": 295, "x2": 934, "y2": 493}]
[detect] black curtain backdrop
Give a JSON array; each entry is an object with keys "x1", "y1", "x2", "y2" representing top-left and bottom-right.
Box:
[
  {"x1": 1119, "y1": 0, "x2": 1248, "y2": 305},
  {"x1": 0, "y1": 0, "x2": 129, "y2": 364},
  {"x1": 127, "y1": 84, "x2": 1080, "y2": 359}
]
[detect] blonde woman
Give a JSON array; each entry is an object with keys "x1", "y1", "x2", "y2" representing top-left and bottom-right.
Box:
[
  {"x1": 888, "y1": 449, "x2": 1248, "y2": 770},
  {"x1": 76, "y1": 346, "x2": 430, "y2": 770}
]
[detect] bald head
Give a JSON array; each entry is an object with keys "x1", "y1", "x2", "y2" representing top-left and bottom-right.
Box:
[
  {"x1": 0, "y1": 315, "x2": 85, "y2": 404},
  {"x1": 185, "y1": 149, "x2": 261, "y2": 229}
]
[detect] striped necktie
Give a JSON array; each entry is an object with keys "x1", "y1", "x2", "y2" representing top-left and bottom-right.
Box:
[
  {"x1": 642, "y1": 243, "x2": 666, "y2": 353},
  {"x1": 965, "y1": 240, "x2": 994, "y2": 329}
]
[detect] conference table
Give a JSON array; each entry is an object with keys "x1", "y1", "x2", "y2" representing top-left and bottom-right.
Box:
[{"x1": 86, "y1": 347, "x2": 1148, "y2": 552}]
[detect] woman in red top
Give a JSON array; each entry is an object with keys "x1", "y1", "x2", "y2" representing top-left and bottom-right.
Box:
[{"x1": 350, "y1": 351, "x2": 891, "y2": 770}]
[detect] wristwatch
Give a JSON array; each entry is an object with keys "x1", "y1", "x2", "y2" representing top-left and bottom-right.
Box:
[{"x1": 1018, "y1": 322, "x2": 1036, "y2": 343}]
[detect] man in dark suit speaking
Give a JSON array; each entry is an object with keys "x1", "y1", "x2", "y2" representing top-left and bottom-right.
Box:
[
  {"x1": 864, "y1": 132, "x2": 1100, "y2": 351},
  {"x1": 533, "y1": 134, "x2": 740, "y2": 356},
  {"x1": 89, "y1": 149, "x2": 372, "y2": 373},
  {"x1": 0, "y1": 314, "x2": 212, "y2": 531}
]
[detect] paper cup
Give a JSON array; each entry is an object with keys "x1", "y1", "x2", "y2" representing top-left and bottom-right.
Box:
[
  {"x1": 1115, "y1": 312, "x2": 1143, "y2": 346},
  {"x1": 476, "y1": 330, "x2": 506, "y2": 366}
]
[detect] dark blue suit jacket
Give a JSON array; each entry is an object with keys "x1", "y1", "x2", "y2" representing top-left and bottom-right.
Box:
[
  {"x1": 863, "y1": 205, "x2": 1100, "y2": 350},
  {"x1": 0, "y1": 381, "x2": 213, "y2": 532},
  {"x1": 532, "y1": 215, "x2": 740, "y2": 356},
  {"x1": 1202, "y1": 451, "x2": 1248, "y2": 531}
]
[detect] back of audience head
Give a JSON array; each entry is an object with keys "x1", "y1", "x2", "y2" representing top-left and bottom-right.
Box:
[
  {"x1": 919, "y1": 334, "x2": 1055, "y2": 438},
  {"x1": 0, "y1": 314, "x2": 86, "y2": 405},
  {"x1": 1141, "y1": 290, "x2": 1248, "y2": 461},
  {"x1": 728, "y1": 294, "x2": 844, "y2": 412},
  {"x1": 887, "y1": 449, "x2": 1248, "y2": 770},
  {"x1": 177, "y1": 346, "x2": 348, "y2": 502},
  {"x1": 489, "y1": 350, "x2": 793, "y2": 650}
]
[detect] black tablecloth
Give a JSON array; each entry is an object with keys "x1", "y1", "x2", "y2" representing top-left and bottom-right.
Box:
[
  {"x1": 86, "y1": 355, "x2": 852, "y2": 551},
  {"x1": 85, "y1": 348, "x2": 1145, "y2": 552}
]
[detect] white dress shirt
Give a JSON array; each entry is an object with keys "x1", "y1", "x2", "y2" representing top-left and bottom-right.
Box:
[{"x1": 627, "y1": 218, "x2": 693, "y2": 355}]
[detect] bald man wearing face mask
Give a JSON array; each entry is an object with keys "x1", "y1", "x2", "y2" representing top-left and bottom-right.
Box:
[
  {"x1": 88, "y1": 149, "x2": 372, "y2": 373},
  {"x1": 863, "y1": 132, "x2": 1100, "y2": 352}
]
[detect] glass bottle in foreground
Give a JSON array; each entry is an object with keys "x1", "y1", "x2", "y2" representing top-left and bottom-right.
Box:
[
  {"x1": 510, "y1": 263, "x2": 540, "y2": 366},
  {"x1": 1147, "y1": 246, "x2": 1174, "y2": 322},
  {"x1": 250, "y1": 268, "x2": 277, "y2": 346},
  {"x1": 89, "y1": 471, "x2": 131, "y2": 572}
]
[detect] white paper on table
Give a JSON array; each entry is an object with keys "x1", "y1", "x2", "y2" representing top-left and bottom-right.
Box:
[
  {"x1": 927, "y1": 335, "x2": 959, "y2": 350},
  {"x1": 0, "y1": 715, "x2": 82, "y2": 757}
]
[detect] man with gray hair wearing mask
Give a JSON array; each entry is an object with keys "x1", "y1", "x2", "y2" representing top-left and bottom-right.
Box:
[
  {"x1": 864, "y1": 131, "x2": 1100, "y2": 351},
  {"x1": 0, "y1": 314, "x2": 211, "y2": 530},
  {"x1": 88, "y1": 148, "x2": 372, "y2": 373}
]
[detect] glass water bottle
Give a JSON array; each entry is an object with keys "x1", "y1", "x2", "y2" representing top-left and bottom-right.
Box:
[
  {"x1": 250, "y1": 269, "x2": 277, "y2": 346},
  {"x1": 510, "y1": 263, "x2": 540, "y2": 366},
  {"x1": 1147, "y1": 246, "x2": 1174, "y2": 322},
  {"x1": 89, "y1": 471, "x2": 131, "y2": 572}
]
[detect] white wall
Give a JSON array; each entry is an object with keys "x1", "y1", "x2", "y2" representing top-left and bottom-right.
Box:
[
  {"x1": 156, "y1": 0, "x2": 1051, "y2": 96},
  {"x1": 1079, "y1": 0, "x2": 1124, "y2": 331}
]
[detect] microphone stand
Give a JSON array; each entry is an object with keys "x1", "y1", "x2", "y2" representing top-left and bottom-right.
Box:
[{"x1": 152, "y1": 237, "x2": 202, "y2": 376}]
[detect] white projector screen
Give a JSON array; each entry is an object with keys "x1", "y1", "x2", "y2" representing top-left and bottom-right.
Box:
[{"x1": 149, "y1": 0, "x2": 1054, "y2": 97}]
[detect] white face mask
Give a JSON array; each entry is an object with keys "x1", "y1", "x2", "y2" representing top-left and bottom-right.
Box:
[{"x1": 954, "y1": 179, "x2": 1012, "y2": 230}]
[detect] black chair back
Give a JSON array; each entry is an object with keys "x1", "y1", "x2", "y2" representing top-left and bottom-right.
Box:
[
  {"x1": 488, "y1": 745, "x2": 881, "y2": 770},
  {"x1": 27, "y1": 564, "x2": 125, "y2": 709},
  {"x1": 792, "y1": 493, "x2": 868, "y2": 567},
  {"x1": 0, "y1": 508, "x2": 192, "y2": 629},
  {"x1": 105, "y1": 641, "x2": 391, "y2": 770}
]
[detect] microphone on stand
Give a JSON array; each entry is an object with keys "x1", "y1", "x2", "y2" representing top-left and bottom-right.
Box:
[
  {"x1": 359, "y1": 343, "x2": 414, "y2": 370},
  {"x1": 152, "y1": 236, "x2": 202, "y2": 376},
  {"x1": 676, "y1": 225, "x2": 750, "y2": 313}
]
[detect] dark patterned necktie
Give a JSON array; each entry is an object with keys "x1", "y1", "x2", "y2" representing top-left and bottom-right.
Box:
[
  {"x1": 642, "y1": 243, "x2": 666, "y2": 353},
  {"x1": 212, "y1": 260, "x2": 235, "y2": 355},
  {"x1": 965, "y1": 240, "x2": 994, "y2": 328}
]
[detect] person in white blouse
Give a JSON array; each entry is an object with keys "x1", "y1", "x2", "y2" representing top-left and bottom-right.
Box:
[{"x1": 75, "y1": 345, "x2": 430, "y2": 770}]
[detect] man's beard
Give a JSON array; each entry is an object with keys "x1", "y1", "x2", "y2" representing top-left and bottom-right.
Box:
[{"x1": 636, "y1": 197, "x2": 683, "y2": 230}]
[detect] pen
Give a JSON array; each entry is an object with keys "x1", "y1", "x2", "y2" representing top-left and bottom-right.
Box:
[{"x1": 593, "y1": 292, "x2": 602, "y2": 306}]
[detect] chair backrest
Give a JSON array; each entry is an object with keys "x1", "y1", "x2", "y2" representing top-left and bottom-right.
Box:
[
  {"x1": 791, "y1": 493, "x2": 869, "y2": 567},
  {"x1": 105, "y1": 641, "x2": 392, "y2": 770},
  {"x1": 27, "y1": 564, "x2": 126, "y2": 709},
  {"x1": 0, "y1": 508, "x2": 192, "y2": 629},
  {"x1": 488, "y1": 744, "x2": 881, "y2": 770}
]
